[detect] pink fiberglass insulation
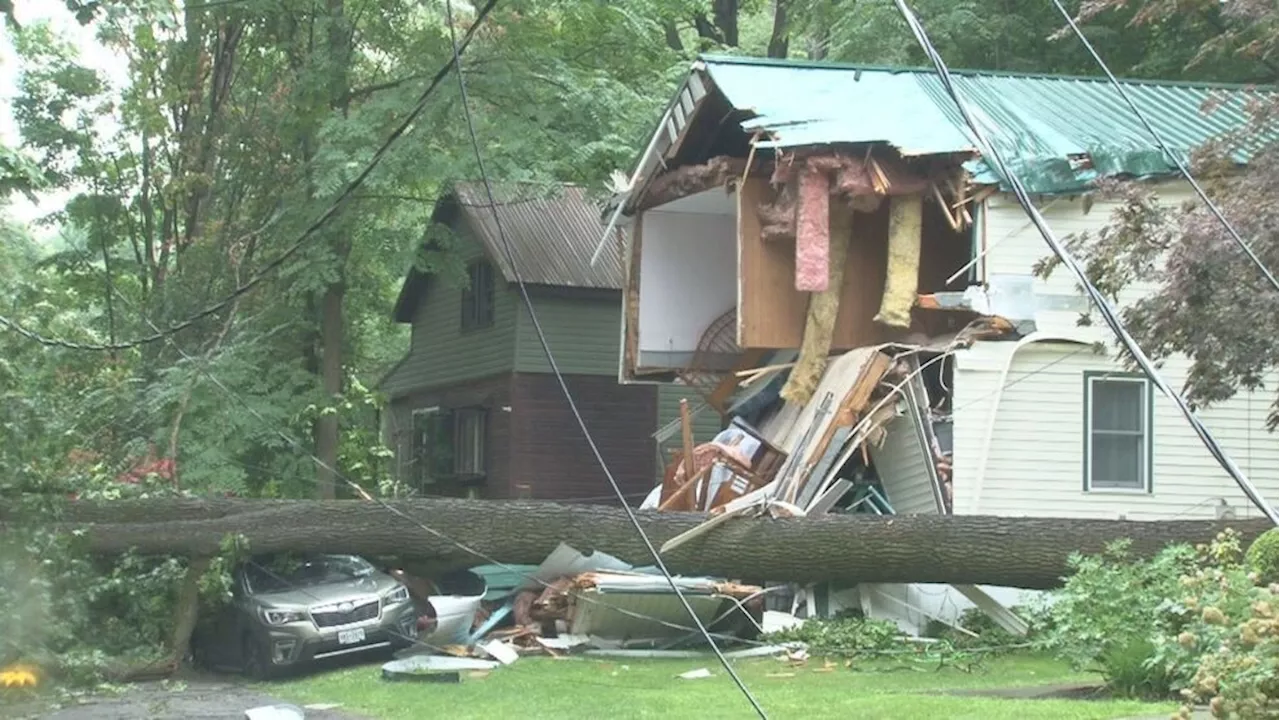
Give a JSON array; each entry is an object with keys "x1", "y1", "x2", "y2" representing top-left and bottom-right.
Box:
[{"x1": 795, "y1": 168, "x2": 830, "y2": 292}]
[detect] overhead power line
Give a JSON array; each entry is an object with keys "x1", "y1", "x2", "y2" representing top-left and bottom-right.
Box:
[
  {"x1": 1049, "y1": 0, "x2": 1279, "y2": 292},
  {"x1": 438, "y1": 0, "x2": 769, "y2": 716},
  {"x1": 889, "y1": 0, "x2": 1278, "y2": 526},
  {"x1": 0, "y1": 0, "x2": 499, "y2": 352}
]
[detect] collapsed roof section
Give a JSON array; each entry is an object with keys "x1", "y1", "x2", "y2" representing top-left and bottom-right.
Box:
[{"x1": 609, "y1": 55, "x2": 1272, "y2": 219}]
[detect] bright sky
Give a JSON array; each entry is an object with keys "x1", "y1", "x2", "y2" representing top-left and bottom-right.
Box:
[{"x1": 1, "y1": 5, "x2": 130, "y2": 229}]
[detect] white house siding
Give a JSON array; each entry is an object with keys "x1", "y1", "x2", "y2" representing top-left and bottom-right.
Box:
[
  {"x1": 951, "y1": 340, "x2": 1279, "y2": 521},
  {"x1": 950, "y1": 182, "x2": 1278, "y2": 521},
  {"x1": 981, "y1": 181, "x2": 1195, "y2": 339},
  {"x1": 870, "y1": 408, "x2": 942, "y2": 515}
]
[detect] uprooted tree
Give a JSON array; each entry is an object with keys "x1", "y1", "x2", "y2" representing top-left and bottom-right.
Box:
[{"x1": 10, "y1": 497, "x2": 1272, "y2": 590}]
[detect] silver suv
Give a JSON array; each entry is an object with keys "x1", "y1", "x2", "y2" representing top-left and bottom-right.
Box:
[{"x1": 192, "y1": 554, "x2": 421, "y2": 679}]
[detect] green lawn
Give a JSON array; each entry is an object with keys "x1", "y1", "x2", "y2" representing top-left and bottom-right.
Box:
[{"x1": 271, "y1": 653, "x2": 1177, "y2": 719}]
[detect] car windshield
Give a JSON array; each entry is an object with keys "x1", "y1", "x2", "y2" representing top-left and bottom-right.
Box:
[{"x1": 243, "y1": 554, "x2": 375, "y2": 594}]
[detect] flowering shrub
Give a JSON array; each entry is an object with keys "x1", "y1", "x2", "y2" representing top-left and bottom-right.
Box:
[
  {"x1": 1157, "y1": 530, "x2": 1279, "y2": 720},
  {"x1": 1043, "y1": 530, "x2": 1279, "y2": 718}
]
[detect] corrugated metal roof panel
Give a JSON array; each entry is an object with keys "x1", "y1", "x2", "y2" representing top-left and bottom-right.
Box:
[
  {"x1": 700, "y1": 55, "x2": 1274, "y2": 194},
  {"x1": 454, "y1": 182, "x2": 623, "y2": 290}
]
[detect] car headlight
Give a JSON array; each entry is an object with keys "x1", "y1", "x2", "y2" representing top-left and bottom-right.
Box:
[
  {"x1": 260, "y1": 608, "x2": 307, "y2": 626},
  {"x1": 385, "y1": 585, "x2": 411, "y2": 604}
]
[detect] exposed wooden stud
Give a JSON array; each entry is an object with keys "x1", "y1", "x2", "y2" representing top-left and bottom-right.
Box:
[
  {"x1": 659, "y1": 464, "x2": 711, "y2": 512},
  {"x1": 931, "y1": 183, "x2": 962, "y2": 232},
  {"x1": 679, "y1": 398, "x2": 697, "y2": 491}
]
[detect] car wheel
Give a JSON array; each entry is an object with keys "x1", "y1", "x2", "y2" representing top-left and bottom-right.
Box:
[{"x1": 241, "y1": 634, "x2": 276, "y2": 681}]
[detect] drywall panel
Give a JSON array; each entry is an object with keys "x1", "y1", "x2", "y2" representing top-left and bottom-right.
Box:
[{"x1": 636, "y1": 193, "x2": 737, "y2": 361}]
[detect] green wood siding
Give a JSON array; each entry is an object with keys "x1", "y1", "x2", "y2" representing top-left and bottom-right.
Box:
[
  {"x1": 382, "y1": 239, "x2": 517, "y2": 397},
  {"x1": 514, "y1": 289, "x2": 625, "y2": 376}
]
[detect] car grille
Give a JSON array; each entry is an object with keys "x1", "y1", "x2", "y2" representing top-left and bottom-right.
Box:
[{"x1": 311, "y1": 598, "x2": 380, "y2": 628}]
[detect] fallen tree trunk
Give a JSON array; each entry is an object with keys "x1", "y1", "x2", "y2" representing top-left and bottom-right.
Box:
[{"x1": 6, "y1": 498, "x2": 1270, "y2": 589}]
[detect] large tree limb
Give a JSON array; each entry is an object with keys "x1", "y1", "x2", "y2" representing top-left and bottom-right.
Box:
[{"x1": 8, "y1": 498, "x2": 1271, "y2": 590}]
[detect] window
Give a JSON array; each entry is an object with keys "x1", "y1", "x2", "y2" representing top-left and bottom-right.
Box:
[
  {"x1": 1084, "y1": 373, "x2": 1152, "y2": 492},
  {"x1": 461, "y1": 260, "x2": 495, "y2": 331},
  {"x1": 410, "y1": 406, "x2": 487, "y2": 487},
  {"x1": 452, "y1": 408, "x2": 486, "y2": 476}
]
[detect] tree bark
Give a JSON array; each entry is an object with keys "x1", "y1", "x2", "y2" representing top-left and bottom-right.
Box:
[
  {"x1": 768, "y1": 0, "x2": 790, "y2": 59},
  {"x1": 712, "y1": 0, "x2": 740, "y2": 47},
  {"x1": 315, "y1": 281, "x2": 344, "y2": 499},
  {"x1": 662, "y1": 19, "x2": 684, "y2": 53},
  {"x1": 313, "y1": 0, "x2": 352, "y2": 500},
  {"x1": 18, "y1": 498, "x2": 1272, "y2": 590}
]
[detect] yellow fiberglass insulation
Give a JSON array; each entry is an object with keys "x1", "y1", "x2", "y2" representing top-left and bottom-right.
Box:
[
  {"x1": 780, "y1": 200, "x2": 853, "y2": 406},
  {"x1": 873, "y1": 194, "x2": 923, "y2": 329}
]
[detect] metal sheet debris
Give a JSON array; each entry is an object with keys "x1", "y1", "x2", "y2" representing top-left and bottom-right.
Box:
[
  {"x1": 479, "y1": 639, "x2": 520, "y2": 665},
  {"x1": 382, "y1": 655, "x2": 499, "y2": 684},
  {"x1": 244, "y1": 705, "x2": 305, "y2": 720},
  {"x1": 424, "y1": 593, "x2": 485, "y2": 646}
]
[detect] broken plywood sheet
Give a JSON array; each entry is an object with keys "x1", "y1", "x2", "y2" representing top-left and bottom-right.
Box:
[
  {"x1": 773, "y1": 347, "x2": 893, "y2": 503},
  {"x1": 772, "y1": 348, "x2": 884, "y2": 453},
  {"x1": 737, "y1": 177, "x2": 890, "y2": 349}
]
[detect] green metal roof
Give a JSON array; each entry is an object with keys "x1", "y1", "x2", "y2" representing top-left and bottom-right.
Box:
[{"x1": 700, "y1": 54, "x2": 1275, "y2": 194}]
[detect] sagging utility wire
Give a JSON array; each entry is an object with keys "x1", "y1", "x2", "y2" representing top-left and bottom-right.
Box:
[
  {"x1": 889, "y1": 0, "x2": 1279, "y2": 527},
  {"x1": 1050, "y1": 0, "x2": 1279, "y2": 292},
  {"x1": 438, "y1": 1, "x2": 770, "y2": 717},
  {"x1": 0, "y1": 0, "x2": 500, "y2": 353}
]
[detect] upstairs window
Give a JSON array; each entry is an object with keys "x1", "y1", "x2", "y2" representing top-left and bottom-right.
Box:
[
  {"x1": 1084, "y1": 373, "x2": 1152, "y2": 492},
  {"x1": 461, "y1": 260, "x2": 495, "y2": 331}
]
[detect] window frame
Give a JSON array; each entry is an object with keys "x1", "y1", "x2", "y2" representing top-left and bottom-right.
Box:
[
  {"x1": 460, "y1": 259, "x2": 495, "y2": 332},
  {"x1": 409, "y1": 405, "x2": 487, "y2": 487},
  {"x1": 1082, "y1": 371, "x2": 1154, "y2": 494},
  {"x1": 451, "y1": 406, "x2": 487, "y2": 479},
  {"x1": 410, "y1": 406, "x2": 449, "y2": 487}
]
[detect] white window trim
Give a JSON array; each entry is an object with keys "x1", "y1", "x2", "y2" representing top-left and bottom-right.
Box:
[{"x1": 1084, "y1": 374, "x2": 1153, "y2": 494}]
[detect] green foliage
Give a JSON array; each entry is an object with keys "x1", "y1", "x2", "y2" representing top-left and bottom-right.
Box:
[
  {"x1": 197, "y1": 533, "x2": 251, "y2": 610},
  {"x1": 0, "y1": 521, "x2": 177, "y2": 685},
  {"x1": 765, "y1": 615, "x2": 907, "y2": 657},
  {"x1": 1245, "y1": 529, "x2": 1278, "y2": 586},
  {"x1": 1039, "y1": 539, "x2": 1196, "y2": 697},
  {"x1": 296, "y1": 372, "x2": 400, "y2": 498},
  {"x1": 1043, "y1": 530, "x2": 1280, "y2": 715},
  {"x1": 926, "y1": 606, "x2": 1038, "y2": 652}
]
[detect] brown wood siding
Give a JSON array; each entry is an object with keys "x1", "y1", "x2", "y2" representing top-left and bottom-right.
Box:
[
  {"x1": 508, "y1": 373, "x2": 658, "y2": 504},
  {"x1": 386, "y1": 374, "x2": 513, "y2": 500}
]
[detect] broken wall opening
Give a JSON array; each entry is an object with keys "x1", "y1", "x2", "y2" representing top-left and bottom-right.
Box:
[
  {"x1": 735, "y1": 150, "x2": 980, "y2": 354},
  {"x1": 631, "y1": 189, "x2": 739, "y2": 375}
]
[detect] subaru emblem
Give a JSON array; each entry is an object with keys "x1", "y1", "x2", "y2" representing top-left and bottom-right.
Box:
[{"x1": 337, "y1": 601, "x2": 354, "y2": 613}]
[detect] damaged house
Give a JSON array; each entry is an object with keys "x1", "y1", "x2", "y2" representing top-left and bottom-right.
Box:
[
  {"x1": 604, "y1": 56, "x2": 1278, "y2": 633},
  {"x1": 381, "y1": 183, "x2": 719, "y2": 501}
]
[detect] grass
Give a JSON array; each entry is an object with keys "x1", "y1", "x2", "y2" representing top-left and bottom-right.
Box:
[{"x1": 271, "y1": 652, "x2": 1177, "y2": 719}]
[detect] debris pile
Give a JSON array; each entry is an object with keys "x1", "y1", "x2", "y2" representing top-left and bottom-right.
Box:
[{"x1": 385, "y1": 543, "x2": 767, "y2": 678}]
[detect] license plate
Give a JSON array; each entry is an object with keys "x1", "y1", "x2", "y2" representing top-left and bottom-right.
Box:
[{"x1": 337, "y1": 628, "x2": 365, "y2": 645}]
